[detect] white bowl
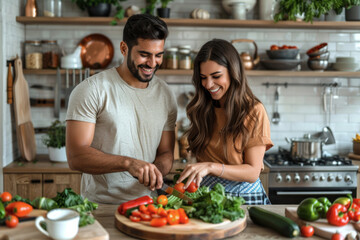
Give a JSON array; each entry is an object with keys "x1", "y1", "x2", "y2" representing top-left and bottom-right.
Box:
[
  {"x1": 333, "y1": 62, "x2": 359, "y2": 71},
  {"x1": 61, "y1": 46, "x2": 83, "y2": 69},
  {"x1": 336, "y1": 57, "x2": 355, "y2": 63},
  {"x1": 222, "y1": 0, "x2": 256, "y2": 13}
]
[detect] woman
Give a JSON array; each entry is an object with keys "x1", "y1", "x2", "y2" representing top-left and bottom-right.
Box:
[{"x1": 177, "y1": 39, "x2": 273, "y2": 205}]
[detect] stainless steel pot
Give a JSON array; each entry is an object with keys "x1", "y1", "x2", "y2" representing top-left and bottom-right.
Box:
[{"x1": 286, "y1": 137, "x2": 323, "y2": 160}]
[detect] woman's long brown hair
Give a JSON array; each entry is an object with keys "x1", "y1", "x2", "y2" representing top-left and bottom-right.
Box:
[{"x1": 185, "y1": 39, "x2": 260, "y2": 157}]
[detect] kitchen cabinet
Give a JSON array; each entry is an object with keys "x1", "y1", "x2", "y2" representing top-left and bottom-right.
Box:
[{"x1": 3, "y1": 155, "x2": 81, "y2": 199}]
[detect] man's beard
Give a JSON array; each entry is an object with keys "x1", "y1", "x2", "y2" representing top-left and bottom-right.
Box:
[{"x1": 127, "y1": 53, "x2": 160, "y2": 83}]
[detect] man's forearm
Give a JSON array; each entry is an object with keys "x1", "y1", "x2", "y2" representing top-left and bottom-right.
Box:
[
  {"x1": 67, "y1": 146, "x2": 132, "y2": 174},
  {"x1": 153, "y1": 151, "x2": 174, "y2": 177}
]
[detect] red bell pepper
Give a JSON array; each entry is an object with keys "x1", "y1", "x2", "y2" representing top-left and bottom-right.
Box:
[
  {"x1": 348, "y1": 203, "x2": 360, "y2": 222},
  {"x1": 118, "y1": 196, "x2": 153, "y2": 215},
  {"x1": 326, "y1": 203, "x2": 350, "y2": 226}
]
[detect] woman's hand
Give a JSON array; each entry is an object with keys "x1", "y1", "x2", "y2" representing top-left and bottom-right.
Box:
[{"x1": 177, "y1": 162, "x2": 221, "y2": 189}]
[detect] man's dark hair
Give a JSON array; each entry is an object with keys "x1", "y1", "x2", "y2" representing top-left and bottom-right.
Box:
[{"x1": 123, "y1": 14, "x2": 168, "y2": 51}]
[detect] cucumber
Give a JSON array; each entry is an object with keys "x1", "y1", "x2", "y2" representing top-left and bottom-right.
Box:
[{"x1": 248, "y1": 206, "x2": 300, "y2": 238}]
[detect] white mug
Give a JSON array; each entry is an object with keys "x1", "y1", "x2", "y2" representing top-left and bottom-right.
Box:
[{"x1": 35, "y1": 208, "x2": 80, "y2": 240}]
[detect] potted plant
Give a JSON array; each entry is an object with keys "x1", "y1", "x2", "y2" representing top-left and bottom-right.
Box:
[
  {"x1": 157, "y1": 0, "x2": 173, "y2": 18},
  {"x1": 42, "y1": 120, "x2": 67, "y2": 162},
  {"x1": 71, "y1": 0, "x2": 127, "y2": 17},
  {"x1": 144, "y1": 0, "x2": 157, "y2": 16}
]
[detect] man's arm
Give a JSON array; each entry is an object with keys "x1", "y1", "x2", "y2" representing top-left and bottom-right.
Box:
[
  {"x1": 66, "y1": 120, "x2": 163, "y2": 190},
  {"x1": 153, "y1": 130, "x2": 175, "y2": 177}
]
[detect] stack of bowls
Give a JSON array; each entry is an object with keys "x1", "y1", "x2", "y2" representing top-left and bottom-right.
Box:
[
  {"x1": 261, "y1": 47, "x2": 301, "y2": 70},
  {"x1": 333, "y1": 57, "x2": 359, "y2": 71},
  {"x1": 306, "y1": 43, "x2": 329, "y2": 71}
]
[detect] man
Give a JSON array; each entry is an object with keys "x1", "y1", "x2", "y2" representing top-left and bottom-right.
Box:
[{"x1": 65, "y1": 14, "x2": 178, "y2": 204}]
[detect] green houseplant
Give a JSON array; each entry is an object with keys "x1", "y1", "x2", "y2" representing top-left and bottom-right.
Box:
[
  {"x1": 72, "y1": 0, "x2": 127, "y2": 19},
  {"x1": 42, "y1": 120, "x2": 67, "y2": 162},
  {"x1": 157, "y1": 0, "x2": 173, "y2": 18},
  {"x1": 274, "y1": 0, "x2": 360, "y2": 22}
]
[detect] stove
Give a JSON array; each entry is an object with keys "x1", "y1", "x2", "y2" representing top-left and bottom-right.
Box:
[{"x1": 264, "y1": 148, "x2": 358, "y2": 204}]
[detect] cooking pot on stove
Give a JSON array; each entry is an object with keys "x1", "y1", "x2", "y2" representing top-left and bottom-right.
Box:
[{"x1": 285, "y1": 136, "x2": 324, "y2": 161}]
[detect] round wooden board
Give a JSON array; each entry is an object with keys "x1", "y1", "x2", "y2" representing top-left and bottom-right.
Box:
[
  {"x1": 348, "y1": 152, "x2": 360, "y2": 160},
  {"x1": 114, "y1": 210, "x2": 246, "y2": 240}
]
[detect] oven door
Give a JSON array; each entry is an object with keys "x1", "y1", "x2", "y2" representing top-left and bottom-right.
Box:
[{"x1": 269, "y1": 187, "x2": 357, "y2": 204}]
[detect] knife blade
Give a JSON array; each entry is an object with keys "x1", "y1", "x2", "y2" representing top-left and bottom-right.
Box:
[{"x1": 160, "y1": 182, "x2": 193, "y2": 204}]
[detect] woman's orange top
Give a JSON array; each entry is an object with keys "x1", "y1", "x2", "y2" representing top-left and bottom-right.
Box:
[{"x1": 196, "y1": 103, "x2": 273, "y2": 166}]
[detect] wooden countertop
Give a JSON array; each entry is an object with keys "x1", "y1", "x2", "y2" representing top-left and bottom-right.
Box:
[
  {"x1": 93, "y1": 204, "x2": 321, "y2": 239},
  {"x1": 3, "y1": 155, "x2": 81, "y2": 174}
]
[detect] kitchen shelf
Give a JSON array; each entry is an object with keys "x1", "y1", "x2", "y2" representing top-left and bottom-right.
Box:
[
  {"x1": 15, "y1": 17, "x2": 360, "y2": 29},
  {"x1": 23, "y1": 69, "x2": 360, "y2": 78}
]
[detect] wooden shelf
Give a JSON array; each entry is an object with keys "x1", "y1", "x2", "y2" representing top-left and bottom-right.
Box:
[
  {"x1": 23, "y1": 69, "x2": 360, "y2": 78},
  {"x1": 15, "y1": 17, "x2": 360, "y2": 29}
]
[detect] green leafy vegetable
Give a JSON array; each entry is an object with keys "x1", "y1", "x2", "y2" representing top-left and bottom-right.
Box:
[{"x1": 32, "y1": 197, "x2": 59, "y2": 211}]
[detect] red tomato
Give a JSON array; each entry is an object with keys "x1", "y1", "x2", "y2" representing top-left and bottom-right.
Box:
[
  {"x1": 147, "y1": 204, "x2": 158, "y2": 214},
  {"x1": 1, "y1": 192, "x2": 12, "y2": 202},
  {"x1": 331, "y1": 232, "x2": 344, "y2": 240},
  {"x1": 167, "y1": 209, "x2": 180, "y2": 225},
  {"x1": 185, "y1": 181, "x2": 198, "y2": 193},
  {"x1": 5, "y1": 215, "x2": 18, "y2": 228},
  {"x1": 5, "y1": 202, "x2": 16, "y2": 213},
  {"x1": 157, "y1": 195, "x2": 168, "y2": 206},
  {"x1": 270, "y1": 45, "x2": 279, "y2": 51},
  {"x1": 12, "y1": 202, "x2": 33, "y2": 217},
  {"x1": 174, "y1": 183, "x2": 185, "y2": 193},
  {"x1": 178, "y1": 208, "x2": 189, "y2": 224},
  {"x1": 300, "y1": 225, "x2": 314, "y2": 237},
  {"x1": 281, "y1": 45, "x2": 289, "y2": 49},
  {"x1": 139, "y1": 204, "x2": 148, "y2": 213},
  {"x1": 150, "y1": 217, "x2": 167, "y2": 227},
  {"x1": 129, "y1": 215, "x2": 141, "y2": 222},
  {"x1": 157, "y1": 207, "x2": 167, "y2": 217},
  {"x1": 140, "y1": 213, "x2": 152, "y2": 221},
  {"x1": 131, "y1": 210, "x2": 142, "y2": 217}
]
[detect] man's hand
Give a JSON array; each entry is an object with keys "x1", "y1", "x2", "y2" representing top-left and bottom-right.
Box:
[{"x1": 128, "y1": 159, "x2": 163, "y2": 191}]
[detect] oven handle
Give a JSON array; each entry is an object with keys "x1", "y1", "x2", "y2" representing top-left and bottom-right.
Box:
[{"x1": 276, "y1": 191, "x2": 353, "y2": 195}]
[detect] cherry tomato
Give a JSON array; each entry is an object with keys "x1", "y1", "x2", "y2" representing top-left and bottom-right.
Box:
[
  {"x1": 129, "y1": 215, "x2": 141, "y2": 222},
  {"x1": 178, "y1": 208, "x2": 189, "y2": 224},
  {"x1": 147, "y1": 204, "x2": 158, "y2": 214},
  {"x1": 300, "y1": 225, "x2": 314, "y2": 237},
  {"x1": 150, "y1": 217, "x2": 167, "y2": 227},
  {"x1": 270, "y1": 45, "x2": 279, "y2": 51},
  {"x1": 5, "y1": 202, "x2": 16, "y2": 213},
  {"x1": 140, "y1": 213, "x2": 152, "y2": 221},
  {"x1": 331, "y1": 232, "x2": 344, "y2": 240},
  {"x1": 157, "y1": 195, "x2": 168, "y2": 206},
  {"x1": 174, "y1": 183, "x2": 185, "y2": 193},
  {"x1": 131, "y1": 210, "x2": 142, "y2": 218},
  {"x1": 157, "y1": 207, "x2": 167, "y2": 217},
  {"x1": 167, "y1": 209, "x2": 180, "y2": 225},
  {"x1": 139, "y1": 204, "x2": 148, "y2": 213},
  {"x1": 5, "y1": 215, "x2": 18, "y2": 228},
  {"x1": 12, "y1": 202, "x2": 33, "y2": 217},
  {"x1": 281, "y1": 45, "x2": 289, "y2": 49},
  {"x1": 1, "y1": 192, "x2": 12, "y2": 202},
  {"x1": 185, "y1": 181, "x2": 198, "y2": 193}
]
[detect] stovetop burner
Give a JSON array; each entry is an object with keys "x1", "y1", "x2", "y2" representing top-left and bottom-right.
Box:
[{"x1": 264, "y1": 148, "x2": 353, "y2": 167}]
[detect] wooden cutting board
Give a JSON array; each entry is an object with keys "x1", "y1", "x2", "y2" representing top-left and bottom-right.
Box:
[
  {"x1": 0, "y1": 209, "x2": 109, "y2": 240},
  {"x1": 348, "y1": 153, "x2": 360, "y2": 160},
  {"x1": 13, "y1": 58, "x2": 36, "y2": 161},
  {"x1": 115, "y1": 210, "x2": 246, "y2": 240},
  {"x1": 285, "y1": 207, "x2": 357, "y2": 239}
]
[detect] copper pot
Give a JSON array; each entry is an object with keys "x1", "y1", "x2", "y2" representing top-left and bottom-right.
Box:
[{"x1": 231, "y1": 39, "x2": 260, "y2": 70}]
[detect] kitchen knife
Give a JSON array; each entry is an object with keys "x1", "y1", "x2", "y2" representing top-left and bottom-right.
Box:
[{"x1": 160, "y1": 182, "x2": 193, "y2": 204}]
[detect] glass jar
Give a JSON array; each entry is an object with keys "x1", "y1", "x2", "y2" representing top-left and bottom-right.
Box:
[
  {"x1": 43, "y1": 0, "x2": 55, "y2": 17},
  {"x1": 42, "y1": 40, "x2": 60, "y2": 69},
  {"x1": 165, "y1": 48, "x2": 178, "y2": 70},
  {"x1": 178, "y1": 45, "x2": 192, "y2": 52},
  {"x1": 190, "y1": 50, "x2": 198, "y2": 69},
  {"x1": 178, "y1": 49, "x2": 191, "y2": 70},
  {"x1": 25, "y1": 40, "x2": 43, "y2": 69}
]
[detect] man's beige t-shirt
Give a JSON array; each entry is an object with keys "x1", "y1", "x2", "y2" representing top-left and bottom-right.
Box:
[
  {"x1": 197, "y1": 103, "x2": 273, "y2": 165},
  {"x1": 66, "y1": 67, "x2": 178, "y2": 204}
]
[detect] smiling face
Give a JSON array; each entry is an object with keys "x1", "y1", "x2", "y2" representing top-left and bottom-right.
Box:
[
  {"x1": 124, "y1": 38, "x2": 165, "y2": 84},
  {"x1": 200, "y1": 60, "x2": 231, "y2": 107}
]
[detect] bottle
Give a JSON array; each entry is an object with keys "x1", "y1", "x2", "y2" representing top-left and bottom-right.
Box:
[
  {"x1": 42, "y1": 40, "x2": 61, "y2": 68},
  {"x1": 25, "y1": 0, "x2": 37, "y2": 17},
  {"x1": 165, "y1": 48, "x2": 178, "y2": 70},
  {"x1": 178, "y1": 49, "x2": 191, "y2": 70},
  {"x1": 25, "y1": 40, "x2": 43, "y2": 69},
  {"x1": 56, "y1": 0, "x2": 62, "y2": 17},
  {"x1": 43, "y1": 0, "x2": 55, "y2": 17}
]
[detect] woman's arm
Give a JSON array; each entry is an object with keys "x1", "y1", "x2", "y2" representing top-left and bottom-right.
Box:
[{"x1": 177, "y1": 145, "x2": 266, "y2": 189}]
